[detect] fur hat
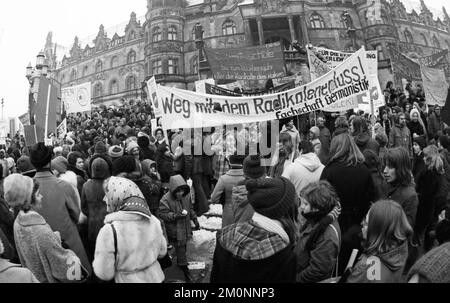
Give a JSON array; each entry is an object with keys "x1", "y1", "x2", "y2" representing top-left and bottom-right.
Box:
[
  {"x1": 94, "y1": 141, "x2": 107, "y2": 155},
  {"x1": 51, "y1": 156, "x2": 68, "y2": 174},
  {"x1": 112, "y1": 155, "x2": 137, "y2": 176},
  {"x1": 108, "y1": 145, "x2": 124, "y2": 159},
  {"x1": 16, "y1": 156, "x2": 36, "y2": 177},
  {"x1": 3, "y1": 174, "x2": 33, "y2": 209},
  {"x1": 243, "y1": 155, "x2": 266, "y2": 179},
  {"x1": 246, "y1": 177, "x2": 296, "y2": 220},
  {"x1": 29, "y1": 143, "x2": 53, "y2": 169},
  {"x1": 407, "y1": 242, "x2": 450, "y2": 283}
]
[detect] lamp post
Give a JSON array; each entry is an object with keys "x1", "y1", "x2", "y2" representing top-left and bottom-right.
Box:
[
  {"x1": 26, "y1": 51, "x2": 51, "y2": 125},
  {"x1": 1, "y1": 98, "x2": 4, "y2": 121}
]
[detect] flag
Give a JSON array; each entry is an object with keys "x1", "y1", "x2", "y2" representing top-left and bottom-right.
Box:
[
  {"x1": 56, "y1": 118, "x2": 67, "y2": 139},
  {"x1": 440, "y1": 88, "x2": 450, "y2": 126},
  {"x1": 35, "y1": 76, "x2": 59, "y2": 142},
  {"x1": 421, "y1": 66, "x2": 449, "y2": 107},
  {"x1": 62, "y1": 82, "x2": 92, "y2": 114}
]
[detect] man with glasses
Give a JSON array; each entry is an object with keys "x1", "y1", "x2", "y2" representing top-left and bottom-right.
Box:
[{"x1": 388, "y1": 113, "x2": 413, "y2": 158}]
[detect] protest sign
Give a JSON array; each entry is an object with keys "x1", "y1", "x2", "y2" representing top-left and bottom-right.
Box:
[
  {"x1": 156, "y1": 48, "x2": 370, "y2": 129},
  {"x1": 204, "y1": 43, "x2": 286, "y2": 81},
  {"x1": 195, "y1": 79, "x2": 215, "y2": 94},
  {"x1": 147, "y1": 77, "x2": 162, "y2": 118},
  {"x1": 206, "y1": 81, "x2": 295, "y2": 97},
  {"x1": 421, "y1": 66, "x2": 449, "y2": 107},
  {"x1": 62, "y1": 82, "x2": 91, "y2": 114},
  {"x1": 18, "y1": 112, "x2": 30, "y2": 126},
  {"x1": 57, "y1": 118, "x2": 67, "y2": 139}
]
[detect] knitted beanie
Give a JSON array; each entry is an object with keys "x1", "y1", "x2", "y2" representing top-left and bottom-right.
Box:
[
  {"x1": 51, "y1": 156, "x2": 68, "y2": 174},
  {"x1": 407, "y1": 242, "x2": 450, "y2": 283},
  {"x1": 243, "y1": 155, "x2": 266, "y2": 179},
  {"x1": 94, "y1": 141, "x2": 107, "y2": 155},
  {"x1": 413, "y1": 136, "x2": 427, "y2": 150},
  {"x1": 29, "y1": 143, "x2": 53, "y2": 169},
  {"x1": 108, "y1": 145, "x2": 124, "y2": 159},
  {"x1": 16, "y1": 156, "x2": 36, "y2": 176},
  {"x1": 246, "y1": 177, "x2": 296, "y2": 220},
  {"x1": 112, "y1": 155, "x2": 137, "y2": 176}
]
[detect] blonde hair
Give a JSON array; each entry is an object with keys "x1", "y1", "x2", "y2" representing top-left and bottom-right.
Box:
[
  {"x1": 423, "y1": 145, "x2": 444, "y2": 175},
  {"x1": 4, "y1": 174, "x2": 34, "y2": 209},
  {"x1": 328, "y1": 133, "x2": 365, "y2": 166}
]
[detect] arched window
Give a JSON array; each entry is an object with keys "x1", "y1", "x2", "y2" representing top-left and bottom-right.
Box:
[
  {"x1": 191, "y1": 56, "x2": 198, "y2": 74},
  {"x1": 404, "y1": 29, "x2": 414, "y2": 43},
  {"x1": 433, "y1": 36, "x2": 441, "y2": 49},
  {"x1": 95, "y1": 60, "x2": 103, "y2": 73},
  {"x1": 168, "y1": 58, "x2": 179, "y2": 74},
  {"x1": 421, "y1": 33, "x2": 428, "y2": 46},
  {"x1": 93, "y1": 83, "x2": 103, "y2": 98},
  {"x1": 168, "y1": 26, "x2": 177, "y2": 41},
  {"x1": 127, "y1": 50, "x2": 136, "y2": 64},
  {"x1": 126, "y1": 75, "x2": 137, "y2": 90},
  {"x1": 111, "y1": 56, "x2": 118, "y2": 68},
  {"x1": 310, "y1": 13, "x2": 325, "y2": 29},
  {"x1": 222, "y1": 19, "x2": 237, "y2": 35},
  {"x1": 70, "y1": 69, "x2": 77, "y2": 81},
  {"x1": 82, "y1": 66, "x2": 89, "y2": 77},
  {"x1": 152, "y1": 26, "x2": 162, "y2": 42},
  {"x1": 110, "y1": 79, "x2": 119, "y2": 94}
]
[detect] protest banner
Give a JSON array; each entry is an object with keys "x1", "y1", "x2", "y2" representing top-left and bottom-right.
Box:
[
  {"x1": 62, "y1": 82, "x2": 91, "y2": 114},
  {"x1": 147, "y1": 77, "x2": 162, "y2": 118},
  {"x1": 204, "y1": 43, "x2": 286, "y2": 81},
  {"x1": 206, "y1": 81, "x2": 295, "y2": 97},
  {"x1": 56, "y1": 118, "x2": 67, "y2": 139},
  {"x1": 388, "y1": 46, "x2": 422, "y2": 81},
  {"x1": 195, "y1": 79, "x2": 215, "y2": 94},
  {"x1": 421, "y1": 66, "x2": 449, "y2": 107},
  {"x1": 18, "y1": 112, "x2": 30, "y2": 126},
  {"x1": 156, "y1": 48, "x2": 370, "y2": 129}
]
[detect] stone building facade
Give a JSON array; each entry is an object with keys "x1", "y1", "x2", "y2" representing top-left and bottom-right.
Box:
[{"x1": 43, "y1": 0, "x2": 450, "y2": 107}]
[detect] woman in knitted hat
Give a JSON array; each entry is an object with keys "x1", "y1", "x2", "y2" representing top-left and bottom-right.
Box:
[
  {"x1": 295, "y1": 181, "x2": 341, "y2": 283},
  {"x1": 93, "y1": 177, "x2": 167, "y2": 283},
  {"x1": 346, "y1": 200, "x2": 413, "y2": 283},
  {"x1": 5, "y1": 174, "x2": 88, "y2": 283},
  {"x1": 211, "y1": 177, "x2": 298, "y2": 283}
]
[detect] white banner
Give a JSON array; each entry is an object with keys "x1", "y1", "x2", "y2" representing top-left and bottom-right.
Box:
[
  {"x1": 56, "y1": 118, "x2": 67, "y2": 139},
  {"x1": 156, "y1": 48, "x2": 370, "y2": 129},
  {"x1": 147, "y1": 77, "x2": 162, "y2": 118},
  {"x1": 195, "y1": 79, "x2": 215, "y2": 94},
  {"x1": 62, "y1": 82, "x2": 92, "y2": 114},
  {"x1": 421, "y1": 66, "x2": 449, "y2": 107}
]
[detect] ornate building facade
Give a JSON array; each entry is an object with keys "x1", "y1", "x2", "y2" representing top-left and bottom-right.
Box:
[{"x1": 43, "y1": 0, "x2": 450, "y2": 107}]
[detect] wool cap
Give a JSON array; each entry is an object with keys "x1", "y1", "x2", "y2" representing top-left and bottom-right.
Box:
[
  {"x1": 91, "y1": 157, "x2": 111, "y2": 180},
  {"x1": 246, "y1": 177, "x2": 296, "y2": 220},
  {"x1": 413, "y1": 136, "x2": 427, "y2": 150},
  {"x1": 126, "y1": 141, "x2": 140, "y2": 155},
  {"x1": 243, "y1": 154, "x2": 266, "y2": 179},
  {"x1": 94, "y1": 141, "x2": 107, "y2": 155},
  {"x1": 310, "y1": 126, "x2": 320, "y2": 138},
  {"x1": 112, "y1": 155, "x2": 137, "y2": 176},
  {"x1": 16, "y1": 156, "x2": 36, "y2": 176},
  {"x1": 108, "y1": 145, "x2": 124, "y2": 159},
  {"x1": 51, "y1": 156, "x2": 68, "y2": 174},
  {"x1": 407, "y1": 242, "x2": 450, "y2": 283},
  {"x1": 29, "y1": 143, "x2": 53, "y2": 169}
]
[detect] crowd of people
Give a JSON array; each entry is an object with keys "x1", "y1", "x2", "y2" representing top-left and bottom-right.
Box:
[{"x1": 1, "y1": 81, "x2": 450, "y2": 283}]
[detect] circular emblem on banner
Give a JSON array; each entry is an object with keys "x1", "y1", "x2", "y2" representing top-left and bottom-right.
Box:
[{"x1": 77, "y1": 88, "x2": 89, "y2": 107}]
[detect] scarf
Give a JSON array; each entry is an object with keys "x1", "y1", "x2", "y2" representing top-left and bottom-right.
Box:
[{"x1": 252, "y1": 212, "x2": 290, "y2": 244}]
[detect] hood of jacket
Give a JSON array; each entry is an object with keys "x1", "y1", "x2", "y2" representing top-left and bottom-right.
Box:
[
  {"x1": 169, "y1": 175, "x2": 189, "y2": 195},
  {"x1": 16, "y1": 211, "x2": 46, "y2": 227},
  {"x1": 295, "y1": 153, "x2": 323, "y2": 172},
  {"x1": 375, "y1": 241, "x2": 409, "y2": 272},
  {"x1": 218, "y1": 221, "x2": 288, "y2": 261}
]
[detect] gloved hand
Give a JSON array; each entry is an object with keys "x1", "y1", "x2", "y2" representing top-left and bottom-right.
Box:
[{"x1": 174, "y1": 213, "x2": 187, "y2": 220}]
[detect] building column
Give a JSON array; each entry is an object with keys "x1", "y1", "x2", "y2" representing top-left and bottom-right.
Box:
[
  {"x1": 287, "y1": 15, "x2": 296, "y2": 42},
  {"x1": 257, "y1": 17, "x2": 264, "y2": 46},
  {"x1": 244, "y1": 19, "x2": 253, "y2": 46},
  {"x1": 299, "y1": 13, "x2": 310, "y2": 45}
]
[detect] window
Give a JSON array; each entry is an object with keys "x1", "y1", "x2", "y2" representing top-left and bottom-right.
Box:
[
  {"x1": 127, "y1": 50, "x2": 136, "y2": 64},
  {"x1": 421, "y1": 33, "x2": 428, "y2": 46},
  {"x1": 93, "y1": 83, "x2": 103, "y2": 97},
  {"x1": 152, "y1": 59, "x2": 162, "y2": 75},
  {"x1": 191, "y1": 56, "x2": 198, "y2": 74},
  {"x1": 310, "y1": 13, "x2": 325, "y2": 29},
  {"x1": 222, "y1": 19, "x2": 237, "y2": 35},
  {"x1": 152, "y1": 26, "x2": 162, "y2": 42},
  {"x1": 404, "y1": 30, "x2": 414, "y2": 43},
  {"x1": 168, "y1": 26, "x2": 177, "y2": 41},
  {"x1": 110, "y1": 79, "x2": 119, "y2": 94},
  {"x1": 126, "y1": 75, "x2": 137, "y2": 90},
  {"x1": 82, "y1": 66, "x2": 89, "y2": 77},
  {"x1": 168, "y1": 58, "x2": 179, "y2": 74},
  {"x1": 70, "y1": 69, "x2": 77, "y2": 81},
  {"x1": 374, "y1": 44, "x2": 385, "y2": 60},
  {"x1": 95, "y1": 60, "x2": 103, "y2": 73},
  {"x1": 129, "y1": 31, "x2": 136, "y2": 41},
  {"x1": 433, "y1": 36, "x2": 441, "y2": 49},
  {"x1": 111, "y1": 56, "x2": 118, "y2": 68}
]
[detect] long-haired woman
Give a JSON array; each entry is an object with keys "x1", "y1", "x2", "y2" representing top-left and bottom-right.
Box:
[
  {"x1": 346, "y1": 200, "x2": 413, "y2": 283},
  {"x1": 320, "y1": 133, "x2": 376, "y2": 275},
  {"x1": 270, "y1": 132, "x2": 299, "y2": 178}
]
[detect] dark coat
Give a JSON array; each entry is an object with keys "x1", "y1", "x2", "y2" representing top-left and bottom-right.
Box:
[
  {"x1": 415, "y1": 169, "x2": 442, "y2": 235},
  {"x1": 155, "y1": 141, "x2": 173, "y2": 183},
  {"x1": 0, "y1": 198, "x2": 17, "y2": 262},
  {"x1": 355, "y1": 133, "x2": 380, "y2": 155},
  {"x1": 413, "y1": 152, "x2": 426, "y2": 185},
  {"x1": 387, "y1": 182, "x2": 419, "y2": 228}
]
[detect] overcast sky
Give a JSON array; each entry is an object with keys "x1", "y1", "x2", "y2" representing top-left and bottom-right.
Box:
[{"x1": 1, "y1": 0, "x2": 450, "y2": 119}]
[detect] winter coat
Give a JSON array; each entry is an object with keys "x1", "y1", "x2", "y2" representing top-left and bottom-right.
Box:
[
  {"x1": 319, "y1": 126, "x2": 332, "y2": 156},
  {"x1": 346, "y1": 242, "x2": 408, "y2": 283},
  {"x1": 0, "y1": 259, "x2": 39, "y2": 283},
  {"x1": 427, "y1": 113, "x2": 444, "y2": 140},
  {"x1": 282, "y1": 153, "x2": 325, "y2": 197},
  {"x1": 295, "y1": 219, "x2": 341, "y2": 283},
  {"x1": 0, "y1": 198, "x2": 17, "y2": 262},
  {"x1": 369, "y1": 168, "x2": 389, "y2": 202},
  {"x1": 93, "y1": 212, "x2": 167, "y2": 283},
  {"x1": 67, "y1": 164, "x2": 87, "y2": 197},
  {"x1": 34, "y1": 171, "x2": 91, "y2": 276},
  {"x1": 415, "y1": 169, "x2": 442, "y2": 236},
  {"x1": 14, "y1": 211, "x2": 88, "y2": 283},
  {"x1": 231, "y1": 182, "x2": 255, "y2": 224},
  {"x1": 321, "y1": 161, "x2": 376, "y2": 233},
  {"x1": 210, "y1": 221, "x2": 297, "y2": 283},
  {"x1": 158, "y1": 175, "x2": 197, "y2": 245},
  {"x1": 413, "y1": 152, "x2": 426, "y2": 185},
  {"x1": 210, "y1": 168, "x2": 245, "y2": 228},
  {"x1": 387, "y1": 182, "x2": 419, "y2": 228},
  {"x1": 407, "y1": 121, "x2": 425, "y2": 138},
  {"x1": 155, "y1": 141, "x2": 174, "y2": 183},
  {"x1": 280, "y1": 125, "x2": 301, "y2": 152},
  {"x1": 355, "y1": 133, "x2": 380, "y2": 155},
  {"x1": 388, "y1": 125, "x2": 413, "y2": 158}
]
